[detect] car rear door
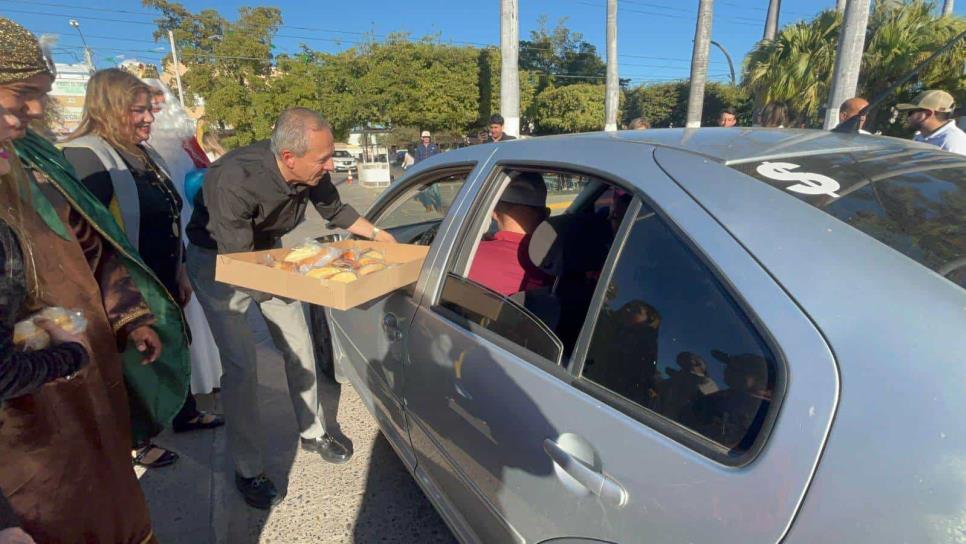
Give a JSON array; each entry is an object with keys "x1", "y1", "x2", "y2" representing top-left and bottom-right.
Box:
[{"x1": 401, "y1": 138, "x2": 839, "y2": 543}]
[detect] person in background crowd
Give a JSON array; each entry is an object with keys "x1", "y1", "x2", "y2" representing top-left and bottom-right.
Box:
[
  {"x1": 61, "y1": 69, "x2": 209, "y2": 469},
  {"x1": 143, "y1": 79, "x2": 225, "y2": 424},
  {"x1": 0, "y1": 17, "x2": 189, "y2": 542},
  {"x1": 718, "y1": 107, "x2": 738, "y2": 128},
  {"x1": 896, "y1": 90, "x2": 966, "y2": 155},
  {"x1": 756, "y1": 102, "x2": 789, "y2": 128},
  {"x1": 628, "y1": 117, "x2": 650, "y2": 130},
  {"x1": 201, "y1": 130, "x2": 226, "y2": 162},
  {"x1": 488, "y1": 113, "x2": 517, "y2": 142},
  {"x1": 186, "y1": 107, "x2": 394, "y2": 510},
  {"x1": 413, "y1": 130, "x2": 443, "y2": 212},
  {"x1": 837, "y1": 97, "x2": 871, "y2": 134}
]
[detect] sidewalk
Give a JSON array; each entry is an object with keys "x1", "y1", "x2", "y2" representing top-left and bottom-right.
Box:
[{"x1": 140, "y1": 174, "x2": 455, "y2": 543}]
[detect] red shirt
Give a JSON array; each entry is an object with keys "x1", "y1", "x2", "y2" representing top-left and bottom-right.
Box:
[{"x1": 468, "y1": 231, "x2": 552, "y2": 296}]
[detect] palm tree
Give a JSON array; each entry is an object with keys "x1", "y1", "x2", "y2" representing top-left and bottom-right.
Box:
[
  {"x1": 742, "y1": 0, "x2": 965, "y2": 129},
  {"x1": 686, "y1": 0, "x2": 715, "y2": 127},
  {"x1": 743, "y1": 10, "x2": 841, "y2": 126}
]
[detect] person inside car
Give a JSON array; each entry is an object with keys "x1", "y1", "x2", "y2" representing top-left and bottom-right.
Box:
[{"x1": 468, "y1": 172, "x2": 553, "y2": 296}]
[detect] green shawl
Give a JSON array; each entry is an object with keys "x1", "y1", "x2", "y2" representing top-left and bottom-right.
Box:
[{"x1": 14, "y1": 129, "x2": 190, "y2": 444}]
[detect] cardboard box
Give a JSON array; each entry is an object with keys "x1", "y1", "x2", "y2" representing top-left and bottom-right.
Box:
[{"x1": 215, "y1": 241, "x2": 429, "y2": 310}]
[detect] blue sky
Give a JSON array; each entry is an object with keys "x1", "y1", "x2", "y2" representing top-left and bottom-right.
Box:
[{"x1": 7, "y1": 0, "x2": 964, "y2": 86}]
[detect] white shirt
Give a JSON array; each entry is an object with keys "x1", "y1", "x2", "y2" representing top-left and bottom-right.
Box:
[{"x1": 914, "y1": 121, "x2": 966, "y2": 156}]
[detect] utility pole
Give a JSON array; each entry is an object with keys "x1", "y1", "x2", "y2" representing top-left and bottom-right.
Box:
[
  {"x1": 836, "y1": 0, "x2": 847, "y2": 13},
  {"x1": 167, "y1": 29, "x2": 186, "y2": 108},
  {"x1": 686, "y1": 0, "x2": 714, "y2": 128},
  {"x1": 68, "y1": 19, "x2": 95, "y2": 73},
  {"x1": 605, "y1": 0, "x2": 619, "y2": 131},
  {"x1": 824, "y1": 0, "x2": 871, "y2": 129},
  {"x1": 500, "y1": 0, "x2": 520, "y2": 138},
  {"x1": 763, "y1": 0, "x2": 781, "y2": 41},
  {"x1": 942, "y1": 0, "x2": 954, "y2": 16}
]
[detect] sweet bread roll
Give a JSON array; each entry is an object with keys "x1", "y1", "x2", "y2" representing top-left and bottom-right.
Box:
[
  {"x1": 361, "y1": 250, "x2": 384, "y2": 260},
  {"x1": 273, "y1": 261, "x2": 298, "y2": 272},
  {"x1": 357, "y1": 257, "x2": 383, "y2": 266},
  {"x1": 284, "y1": 245, "x2": 322, "y2": 263},
  {"x1": 357, "y1": 263, "x2": 386, "y2": 276},
  {"x1": 328, "y1": 271, "x2": 358, "y2": 283},
  {"x1": 305, "y1": 267, "x2": 341, "y2": 279}
]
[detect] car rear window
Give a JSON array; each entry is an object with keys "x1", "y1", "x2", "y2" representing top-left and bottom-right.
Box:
[{"x1": 731, "y1": 148, "x2": 966, "y2": 288}]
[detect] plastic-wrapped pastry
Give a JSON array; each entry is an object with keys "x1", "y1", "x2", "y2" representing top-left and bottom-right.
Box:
[
  {"x1": 13, "y1": 307, "x2": 88, "y2": 351},
  {"x1": 357, "y1": 256, "x2": 383, "y2": 266},
  {"x1": 361, "y1": 249, "x2": 384, "y2": 260},
  {"x1": 273, "y1": 261, "x2": 298, "y2": 272},
  {"x1": 357, "y1": 263, "x2": 386, "y2": 276},
  {"x1": 328, "y1": 271, "x2": 358, "y2": 283},
  {"x1": 305, "y1": 267, "x2": 342, "y2": 279},
  {"x1": 283, "y1": 241, "x2": 324, "y2": 263}
]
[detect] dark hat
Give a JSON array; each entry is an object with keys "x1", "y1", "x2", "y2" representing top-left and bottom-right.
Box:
[{"x1": 500, "y1": 171, "x2": 546, "y2": 208}]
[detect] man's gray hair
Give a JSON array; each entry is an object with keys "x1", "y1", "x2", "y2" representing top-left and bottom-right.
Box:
[{"x1": 270, "y1": 107, "x2": 332, "y2": 157}]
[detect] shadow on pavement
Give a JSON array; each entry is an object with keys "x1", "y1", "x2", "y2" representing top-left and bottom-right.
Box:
[{"x1": 352, "y1": 433, "x2": 457, "y2": 544}]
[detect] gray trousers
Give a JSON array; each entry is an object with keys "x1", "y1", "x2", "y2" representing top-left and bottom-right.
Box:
[{"x1": 186, "y1": 244, "x2": 324, "y2": 478}]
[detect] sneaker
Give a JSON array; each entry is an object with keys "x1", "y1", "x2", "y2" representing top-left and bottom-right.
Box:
[
  {"x1": 235, "y1": 473, "x2": 283, "y2": 510},
  {"x1": 300, "y1": 434, "x2": 352, "y2": 464}
]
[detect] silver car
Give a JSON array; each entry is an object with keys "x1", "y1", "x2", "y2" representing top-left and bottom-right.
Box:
[{"x1": 316, "y1": 129, "x2": 966, "y2": 543}]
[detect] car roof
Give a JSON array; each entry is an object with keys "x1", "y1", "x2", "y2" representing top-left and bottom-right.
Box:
[{"x1": 532, "y1": 127, "x2": 940, "y2": 165}]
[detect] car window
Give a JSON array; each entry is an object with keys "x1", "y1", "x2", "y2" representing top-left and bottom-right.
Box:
[
  {"x1": 377, "y1": 174, "x2": 467, "y2": 231},
  {"x1": 580, "y1": 202, "x2": 779, "y2": 458},
  {"x1": 437, "y1": 168, "x2": 633, "y2": 368},
  {"x1": 436, "y1": 273, "x2": 563, "y2": 364}
]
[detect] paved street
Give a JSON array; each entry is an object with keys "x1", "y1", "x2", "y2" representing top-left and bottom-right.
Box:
[{"x1": 140, "y1": 173, "x2": 457, "y2": 544}]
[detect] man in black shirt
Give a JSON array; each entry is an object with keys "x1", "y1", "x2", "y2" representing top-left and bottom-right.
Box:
[
  {"x1": 488, "y1": 113, "x2": 517, "y2": 143},
  {"x1": 186, "y1": 108, "x2": 393, "y2": 510}
]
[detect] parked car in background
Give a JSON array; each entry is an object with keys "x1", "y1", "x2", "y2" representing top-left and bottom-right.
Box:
[
  {"x1": 332, "y1": 149, "x2": 357, "y2": 172},
  {"x1": 313, "y1": 129, "x2": 966, "y2": 544}
]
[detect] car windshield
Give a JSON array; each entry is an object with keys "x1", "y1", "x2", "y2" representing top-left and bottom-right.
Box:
[
  {"x1": 731, "y1": 148, "x2": 966, "y2": 288},
  {"x1": 334, "y1": 151, "x2": 350, "y2": 158}
]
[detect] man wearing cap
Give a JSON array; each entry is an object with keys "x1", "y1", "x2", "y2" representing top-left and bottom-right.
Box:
[
  {"x1": 413, "y1": 130, "x2": 440, "y2": 163},
  {"x1": 897, "y1": 90, "x2": 966, "y2": 155},
  {"x1": 468, "y1": 172, "x2": 552, "y2": 296}
]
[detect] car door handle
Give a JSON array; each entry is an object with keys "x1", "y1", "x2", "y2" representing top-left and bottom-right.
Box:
[
  {"x1": 382, "y1": 314, "x2": 403, "y2": 342},
  {"x1": 543, "y1": 438, "x2": 628, "y2": 507}
]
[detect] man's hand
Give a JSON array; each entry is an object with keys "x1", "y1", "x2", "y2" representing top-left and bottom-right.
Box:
[
  {"x1": 129, "y1": 326, "x2": 162, "y2": 364},
  {"x1": 176, "y1": 265, "x2": 193, "y2": 307},
  {"x1": 372, "y1": 228, "x2": 396, "y2": 243},
  {"x1": 0, "y1": 527, "x2": 36, "y2": 544},
  {"x1": 34, "y1": 318, "x2": 92, "y2": 357}
]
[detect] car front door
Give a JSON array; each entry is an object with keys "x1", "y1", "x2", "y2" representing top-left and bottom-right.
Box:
[
  {"x1": 325, "y1": 163, "x2": 485, "y2": 470},
  {"x1": 401, "y1": 139, "x2": 839, "y2": 543}
]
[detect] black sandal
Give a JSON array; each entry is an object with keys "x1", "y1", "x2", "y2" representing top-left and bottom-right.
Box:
[
  {"x1": 173, "y1": 411, "x2": 225, "y2": 433},
  {"x1": 133, "y1": 444, "x2": 179, "y2": 468}
]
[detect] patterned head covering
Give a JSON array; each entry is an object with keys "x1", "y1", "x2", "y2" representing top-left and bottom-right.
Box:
[{"x1": 0, "y1": 17, "x2": 55, "y2": 85}]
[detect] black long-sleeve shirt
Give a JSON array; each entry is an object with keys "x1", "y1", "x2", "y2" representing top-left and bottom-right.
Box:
[
  {"x1": 0, "y1": 222, "x2": 88, "y2": 402},
  {"x1": 186, "y1": 140, "x2": 360, "y2": 254}
]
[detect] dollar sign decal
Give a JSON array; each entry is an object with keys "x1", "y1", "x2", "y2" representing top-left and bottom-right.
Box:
[{"x1": 755, "y1": 162, "x2": 841, "y2": 198}]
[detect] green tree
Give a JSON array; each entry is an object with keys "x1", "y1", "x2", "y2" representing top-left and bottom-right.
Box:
[
  {"x1": 532, "y1": 83, "x2": 615, "y2": 134},
  {"x1": 520, "y1": 16, "x2": 607, "y2": 88},
  {"x1": 624, "y1": 81, "x2": 748, "y2": 127}
]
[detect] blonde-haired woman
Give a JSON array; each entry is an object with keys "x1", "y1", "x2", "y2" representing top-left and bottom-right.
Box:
[{"x1": 62, "y1": 68, "x2": 223, "y2": 468}]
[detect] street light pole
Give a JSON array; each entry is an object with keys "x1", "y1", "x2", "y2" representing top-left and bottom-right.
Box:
[
  {"x1": 68, "y1": 19, "x2": 95, "y2": 72},
  {"x1": 686, "y1": 0, "x2": 714, "y2": 128},
  {"x1": 167, "y1": 29, "x2": 186, "y2": 108},
  {"x1": 824, "y1": 0, "x2": 871, "y2": 130},
  {"x1": 709, "y1": 39, "x2": 736, "y2": 86}
]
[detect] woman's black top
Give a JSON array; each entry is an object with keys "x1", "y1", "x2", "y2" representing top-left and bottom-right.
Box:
[{"x1": 64, "y1": 145, "x2": 183, "y2": 296}]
